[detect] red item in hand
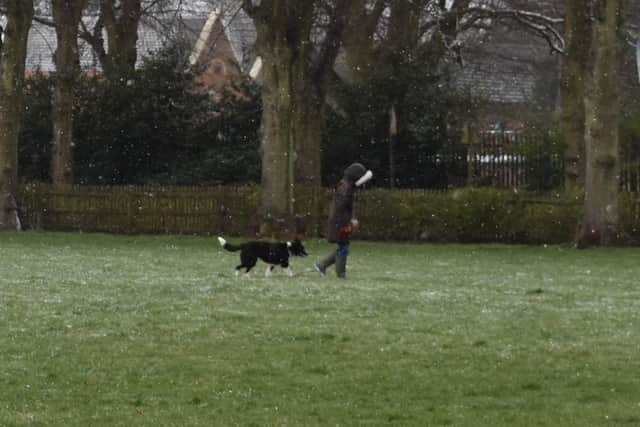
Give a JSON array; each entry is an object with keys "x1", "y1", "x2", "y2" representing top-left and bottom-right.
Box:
[{"x1": 338, "y1": 224, "x2": 353, "y2": 241}]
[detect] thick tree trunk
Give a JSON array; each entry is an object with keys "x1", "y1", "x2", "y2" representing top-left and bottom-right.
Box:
[
  {"x1": 561, "y1": 0, "x2": 590, "y2": 191},
  {"x1": 51, "y1": 0, "x2": 87, "y2": 189},
  {"x1": 257, "y1": 56, "x2": 297, "y2": 236},
  {"x1": 100, "y1": 0, "x2": 141, "y2": 82},
  {"x1": 250, "y1": 1, "x2": 322, "y2": 237},
  {"x1": 577, "y1": 0, "x2": 625, "y2": 247},
  {"x1": 389, "y1": 104, "x2": 398, "y2": 188},
  {"x1": 244, "y1": 0, "x2": 352, "y2": 236},
  {"x1": 292, "y1": 81, "x2": 323, "y2": 188},
  {"x1": 0, "y1": 1, "x2": 33, "y2": 230},
  {"x1": 256, "y1": 45, "x2": 324, "y2": 236},
  {"x1": 340, "y1": 0, "x2": 385, "y2": 85}
]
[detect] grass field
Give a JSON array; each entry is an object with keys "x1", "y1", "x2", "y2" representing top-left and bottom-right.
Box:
[{"x1": 1, "y1": 231, "x2": 640, "y2": 426}]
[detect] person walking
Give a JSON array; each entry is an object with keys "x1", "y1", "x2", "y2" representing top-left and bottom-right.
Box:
[{"x1": 314, "y1": 162, "x2": 372, "y2": 278}]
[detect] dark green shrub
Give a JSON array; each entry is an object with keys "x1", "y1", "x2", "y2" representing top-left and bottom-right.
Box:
[
  {"x1": 516, "y1": 115, "x2": 564, "y2": 191},
  {"x1": 323, "y1": 71, "x2": 476, "y2": 188},
  {"x1": 619, "y1": 191, "x2": 640, "y2": 243},
  {"x1": 620, "y1": 110, "x2": 640, "y2": 192},
  {"x1": 18, "y1": 44, "x2": 261, "y2": 186},
  {"x1": 446, "y1": 188, "x2": 518, "y2": 242},
  {"x1": 19, "y1": 72, "x2": 54, "y2": 182},
  {"x1": 354, "y1": 187, "x2": 580, "y2": 243},
  {"x1": 19, "y1": 183, "x2": 640, "y2": 245},
  {"x1": 514, "y1": 198, "x2": 581, "y2": 244}
]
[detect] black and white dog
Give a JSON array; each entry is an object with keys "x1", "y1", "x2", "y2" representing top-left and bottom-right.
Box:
[{"x1": 218, "y1": 237, "x2": 308, "y2": 276}]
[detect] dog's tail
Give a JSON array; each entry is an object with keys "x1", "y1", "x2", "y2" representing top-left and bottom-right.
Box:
[{"x1": 218, "y1": 236, "x2": 242, "y2": 252}]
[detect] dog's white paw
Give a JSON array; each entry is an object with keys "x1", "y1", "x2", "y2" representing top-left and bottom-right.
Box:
[{"x1": 218, "y1": 237, "x2": 226, "y2": 247}]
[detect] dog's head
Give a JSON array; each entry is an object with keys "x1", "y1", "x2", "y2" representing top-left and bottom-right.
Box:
[{"x1": 287, "y1": 239, "x2": 308, "y2": 257}]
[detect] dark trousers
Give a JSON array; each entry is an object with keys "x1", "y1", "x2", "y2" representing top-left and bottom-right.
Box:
[{"x1": 317, "y1": 242, "x2": 349, "y2": 278}]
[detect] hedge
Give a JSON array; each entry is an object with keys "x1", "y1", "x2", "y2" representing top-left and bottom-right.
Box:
[
  {"x1": 16, "y1": 183, "x2": 640, "y2": 244},
  {"x1": 354, "y1": 188, "x2": 582, "y2": 244}
]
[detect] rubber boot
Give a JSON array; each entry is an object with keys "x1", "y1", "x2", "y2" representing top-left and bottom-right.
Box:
[
  {"x1": 315, "y1": 252, "x2": 336, "y2": 276},
  {"x1": 335, "y1": 255, "x2": 347, "y2": 278}
]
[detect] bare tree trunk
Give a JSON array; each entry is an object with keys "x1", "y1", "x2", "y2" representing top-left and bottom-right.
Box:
[
  {"x1": 577, "y1": 0, "x2": 625, "y2": 247},
  {"x1": 100, "y1": 0, "x2": 141, "y2": 82},
  {"x1": 253, "y1": 28, "x2": 323, "y2": 236},
  {"x1": 257, "y1": 55, "x2": 297, "y2": 236},
  {"x1": 292, "y1": 87, "x2": 323, "y2": 188},
  {"x1": 561, "y1": 0, "x2": 590, "y2": 191},
  {"x1": 245, "y1": 0, "x2": 347, "y2": 237},
  {"x1": 340, "y1": 0, "x2": 386, "y2": 85},
  {"x1": 0, "y1": 0, "x2": 33, "y2": 230},
  {"x1": 78, "y1": 0, "x2": 141, "y2": 83},
  {"x1": 51, "y1": 0, "x2": 87, "y2": 189},
  {"x1": 389, "y1": 104, "x2": 398, "y2": 188}
]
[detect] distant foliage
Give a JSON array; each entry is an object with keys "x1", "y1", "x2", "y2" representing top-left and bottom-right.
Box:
[
  {"x1": 19, "y1": 44, "x2": 261, "y2": 185},
  {"x1": 519, "y1": 114, "x2": 564, "y2": 191},
  {"x1": 18, "y1": 183, "x2": 604, "y2": 244},
  {"x1": 20, "y1": 73, "x2": 54, "y2": 181},
  {"x1": 620, "y1": 110, "x2": 640, "y2": 192},
  {"x1": 354, "y1": 187, "x2": 581, "y2": 244},
  {"x1": 324, "y1": 73, "x2": 477, "y2": 188},
  {"x1": 621, "y1": 109, "x2": 640, "y2": 161}
]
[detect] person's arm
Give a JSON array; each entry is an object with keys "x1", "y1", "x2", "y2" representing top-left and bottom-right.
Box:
[
  {"x1": 333, "y1": 183, "x2": 352, "y2": 226},
  {"x1": 333, "y1": 183, "x2": 354, "y2": 241}
]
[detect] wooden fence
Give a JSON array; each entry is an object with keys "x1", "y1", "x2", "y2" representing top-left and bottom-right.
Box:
[
  {"x1": 19, "y1": 184, "x2": 258, "y2": 235},
  {"x1": 16, "y1": 183, "x2": 640, "y2": 242},
  {"x1": 18, "y1": 183, "x2": 331, "y2": 237},
  {"x1": 17, "y1": 184, "x2": 464, "y2": 237}
]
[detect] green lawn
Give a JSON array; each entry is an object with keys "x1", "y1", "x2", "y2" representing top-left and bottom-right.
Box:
[{"x1": 1, "y1": 231, "x2": 640, "y2": 426}]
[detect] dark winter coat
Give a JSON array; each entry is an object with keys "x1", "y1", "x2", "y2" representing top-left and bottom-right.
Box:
[{"x1": 327, "y1": 163, "x2": 368, "y2": 243}]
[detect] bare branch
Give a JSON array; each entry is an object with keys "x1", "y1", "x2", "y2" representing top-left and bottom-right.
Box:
[
  {"x1": 464, "y1": 7, "x2": 565, "y2": 53},
  {"x1": 625, "y1": 22, "x2": 639, "y2": 47},
  {"x1": 314, "y1": 0, "x2": 350, "y2": 82},
  {"x1": 242, "y1": 0, "x2": 267, "y2": 20},
  {"x1": 32, "y1": 14, "x2": 56, "y2": 27}
]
